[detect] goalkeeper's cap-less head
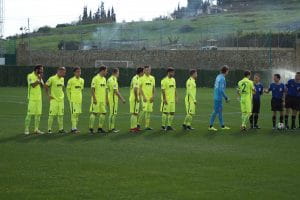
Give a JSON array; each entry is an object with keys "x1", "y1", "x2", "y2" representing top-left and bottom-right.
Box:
[{"x1": 221, "y1": 65, "x2": 229, "y2": 74}]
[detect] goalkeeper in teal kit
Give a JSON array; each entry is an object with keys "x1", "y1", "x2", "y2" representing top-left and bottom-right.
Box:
[{"x1": 208, "y1": 66, "x2": 231, "y2": 131}]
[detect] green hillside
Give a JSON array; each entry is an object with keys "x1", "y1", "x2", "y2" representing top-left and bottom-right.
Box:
[{"x1": 15, "y1": 1, "x2": 300, "y2": 51}]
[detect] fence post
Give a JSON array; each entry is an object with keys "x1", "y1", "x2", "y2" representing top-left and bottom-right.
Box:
[{"x1": 269, "y1": 31, "x2": 272, "y2": 69}]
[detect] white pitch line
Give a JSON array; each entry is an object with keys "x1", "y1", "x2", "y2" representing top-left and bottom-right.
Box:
[{"x1": 0, "y1": 100, "x2": 27, "y2": 105}]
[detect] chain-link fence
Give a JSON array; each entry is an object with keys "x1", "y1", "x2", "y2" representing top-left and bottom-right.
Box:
[
  {"x1": 0, "y1": 39, "x2": 16, "y2": 65},
  {"x1": 19, "y1": 21, "x2": 297, "y2": 52},
  {"x1": 0, "y1": 65, "x2": 274, "y2": 88}
]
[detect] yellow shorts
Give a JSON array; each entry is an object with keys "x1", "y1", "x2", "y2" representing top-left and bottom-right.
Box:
[
  {"x1": 240, "y1": 99, "x2": 252, "y2": 113},
  {"x1": 70, "y1": 102, "x2": 82, "y2": 114},
  {"x1": 90, "y1": 101, "x2": 107, "y2": 114},
  {"x1": 130, "y1": 100, "x2": 140, "y2": 114},
  {"x1": 109, "y1": 98, "x2": 118, "y2": 115},
  {"x1": 49, "y1": 99, "x2": 64, "y2": 116},
  {"x1": 185, "y1": 99, "x2": 196, "y2": 115},
  {"x1": 142, "y1": 101, "x2": 153, "y2": 112},
  {"x1": 161, "y1": 101, "x2": 175, "y2": 113},
  {"x1": 27, "y1": 100, "x2": 42, "y2": 115}
]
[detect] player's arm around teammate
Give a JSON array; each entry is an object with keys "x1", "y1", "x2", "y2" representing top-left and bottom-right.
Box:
[
  {"x1": 24, "y1": 65, "x2": 45, "y2": 135},
  {"x1": 129, "y1": 67, "x2": 144, "y2": 133},
  {"x1": 45, "y1": 67, "x2": 66, "y2": 134},
  {"x1": 66, "y1": 67, "x2": 84, "y2": 134},
  {"x1": 183, "y1": 69, "x2": 197, "y2": 131},
  {"x1": 107, "y1": 68, "x2": 126, "y2": 133},
  {"x1": 89, "y1": 66, "x2": 108, "y2": 134},
  {"x1": 138, "y1": 66, "x2": 156, "y2": 130},
  {"x1": 161, "y1": 67, "x2": 176, "y2": 131}
]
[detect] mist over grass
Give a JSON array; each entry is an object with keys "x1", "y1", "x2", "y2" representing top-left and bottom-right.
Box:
[{"x1": 16, "y1": 1, "x2": 300, "y2": 51}]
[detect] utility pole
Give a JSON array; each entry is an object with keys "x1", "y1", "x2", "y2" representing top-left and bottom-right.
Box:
[
  {"x1": 28, "y1": 18, "x2": 32, "y2": 65},
  {"x1": 0, "y1": 0, "x2": 4, "y2": 38}
]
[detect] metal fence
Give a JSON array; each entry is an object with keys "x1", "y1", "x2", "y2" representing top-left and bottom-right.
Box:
[
  {"x1": 0, "y1": 65, "x2": 272, "y2": 88},
  {"x1": 0, "y1": 39, "x2": 16, "y2": 65},
  {"x1": 16, "y1": 21, "x2": 297, "y2": 52}
]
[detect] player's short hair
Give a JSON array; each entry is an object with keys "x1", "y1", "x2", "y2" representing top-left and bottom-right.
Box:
[
  {"x1": 58, "y1": 67, "x2": 66, "y2": 71},
  {"x1": 99, "y1": 66, "x2": 107, "y2": 73},
  {"x1": 296, "y1": 72, "x2": 300, "y2": 75},
  {"x1": 144, "y1": 65, "x2": 150, "y2": 69},
  {"x1": 167, "y1": 67, "x2": 175, "y2": 73},
  {"x1": 112, "y1": 68, "x2": 119, "y2": 74},
  {"x1": 244, "y1": 70, "x2": 251, "y2": 77},
  {"x1": 221, "y1": 65, "x2": 229, "y2": 74},
  {"x1": 254, "y1": 73, "x2": 260, "y2": 77},
  {"x1": 73, "y1": 67, "x2": 81, "y2": 72},
  {"x1": 274, "y1": 74, "x2": 281, "y2": 80},
  {"x1": 34, "y1": 64, "x2": 43, "y2": 71},
  {"x1": 136, "y1": 67, "x2": 144, "y2": 74},
  {"x1": 189, "y1": 69, "x2": 197, "y2": 76}
]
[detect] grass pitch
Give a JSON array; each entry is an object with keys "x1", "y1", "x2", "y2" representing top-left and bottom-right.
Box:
[{"x1": 0, "y1": 87, "x2": 299, "y2": 199}]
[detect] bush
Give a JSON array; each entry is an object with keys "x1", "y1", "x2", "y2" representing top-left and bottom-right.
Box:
[
  {"x1": 56, "y1": 23, "x2": 72, "y2": 28},
  {"x1": 58, "y1": 40, "x2": 80, "y2": 50},
  {"x1": 37, "y1": 26, "x2": 51, "y2": 33},
  {"x1": 179, "y1": 25, "x2": 194, "y2": 33}
]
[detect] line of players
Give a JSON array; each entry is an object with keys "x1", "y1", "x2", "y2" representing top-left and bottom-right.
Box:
[
  {"x1": 24, "y1": 64, "x2": 300, "y2": 135},
  {"x1": 24, "y1": 65, "x2": 197, "y2": 134}
]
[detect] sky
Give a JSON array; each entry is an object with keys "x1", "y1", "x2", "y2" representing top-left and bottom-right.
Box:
[{"x1": 4, "y1": 0, "x2": 188, "y2": 37}]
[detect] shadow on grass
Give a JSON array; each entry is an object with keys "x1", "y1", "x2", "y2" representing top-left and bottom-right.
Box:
[
  {"x1": 143, "y1": 129, "x2": 165, "y2": 140},
  {"x1": 109, "y1": 131, "x2": 142, "y2": 141},
  {"x1": 173, "y1": 129, "x2": 190, "y2": 138},
  {"x1": 203, "y1": 131, "x2": 218, "y2": 139},
  {"x1": 265, "y1": 128, "x2": 300, "y2": 136},
  {"x1": 0, "y1": 132, "x2": 70, "y2": 144},
  {"x1": 65, "y1": 132, "x2": 107, "y2": 142}
]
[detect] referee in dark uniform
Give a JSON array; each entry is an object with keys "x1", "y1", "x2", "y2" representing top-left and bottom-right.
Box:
[
  {"x1": 250, "y1": 74, "x2": 263, "y2": 129},
  {"x1": 265, "y1": 74, "x2": 285, "y2": 129},
  {"x1": 285, "y1": 72, "x2": 300, "y2": 130}
]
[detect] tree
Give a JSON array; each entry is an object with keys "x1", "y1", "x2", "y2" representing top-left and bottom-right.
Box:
[
  {"x1": 100, "y1": 1, "x2": 107, "y2": 21},
  {"x1": 82, "y1": 6, "x2": 88, "y2": 22},
  {"x1": 202, "y1": 0, "x2": 210, "y2": 13},
  {"x1": 107, "y1": 9, "x2": 111, "y2": 22},
  {"x1": 78, "y1": 2, "x2": 116, "y2": 24},
  {"x1": 94, "y1": 8, "x2": 100, "y2": 22},
  {"x1": 111, "y1": 6, "x2": 116, "y2": 22},
  {"x1": 88, "y1": 10, "x2": 93, "y2": 21},
  {"x1": 171, "y1": 4, "x2": 185, "y2": 19}
]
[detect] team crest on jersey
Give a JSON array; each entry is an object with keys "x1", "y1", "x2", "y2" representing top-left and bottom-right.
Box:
[
  {"x1": 57, "y1": 84, "x2": 63, "y2": 87},
  {"x1": 75, "y1": 86, "x2": 81, "y2": 89},
  {"x1": 169, "y1": 85, "x2": 174, "y2": 88},
  {"x1": 146, "y1": 83, "x2": 152, "y2": 86}
]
